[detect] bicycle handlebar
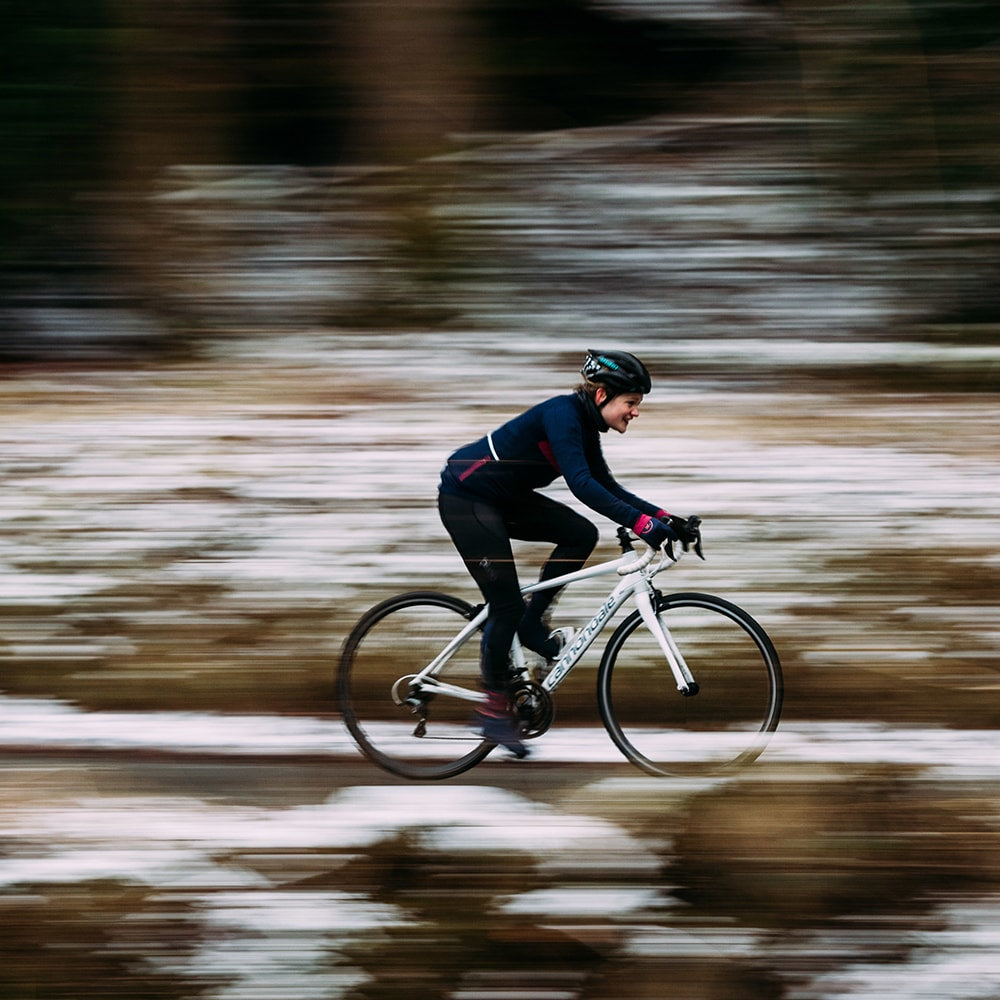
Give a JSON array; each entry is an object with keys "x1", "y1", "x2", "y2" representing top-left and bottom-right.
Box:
[{"x1": 617, "y1": 541, "x2": 658, "y2": 575}]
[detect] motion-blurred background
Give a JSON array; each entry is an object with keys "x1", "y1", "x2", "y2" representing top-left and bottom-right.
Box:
[
  {"x1": 2, "y1": 2, "x2": 999, "y2": 998},
  {"x1": 4, "y1": 0, "x2": 999, "y2": 354}
]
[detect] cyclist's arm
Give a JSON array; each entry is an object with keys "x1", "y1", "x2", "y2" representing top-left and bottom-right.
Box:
[
  {"x1": 586, "y1": 440, "x2": 668, "y2": 519},
  {"x1": 544, "y1": 401, "x2": 662, "y2": 527}
]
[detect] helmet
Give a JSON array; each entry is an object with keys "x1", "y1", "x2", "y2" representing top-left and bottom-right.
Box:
[{"x1": 581, "y1": 349, "x2": 651, "y2": 395}]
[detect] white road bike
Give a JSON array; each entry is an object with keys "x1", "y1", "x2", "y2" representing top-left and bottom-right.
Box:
[{"x1": 338, "y1": 519, "x2": 782, "y2": 780}]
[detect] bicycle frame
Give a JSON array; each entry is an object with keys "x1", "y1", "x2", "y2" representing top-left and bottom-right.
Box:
[{"x1": 407, "y1": 544, "x2": 698, "y2": 705}]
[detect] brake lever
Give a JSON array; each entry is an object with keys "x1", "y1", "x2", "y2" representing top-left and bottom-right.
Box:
[{"x1": 686, "y1": 514, "x2": 705, "y2": 560}]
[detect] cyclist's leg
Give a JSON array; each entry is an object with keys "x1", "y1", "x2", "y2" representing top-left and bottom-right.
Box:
[
  {"x1": 506, "y1": 494, "x2": 599, "y2": 655},
  {"x1": 438, "y1": 493, "x2": 531, "y2": 756},
  {"x1": 438, "y1": 492, "x2": 525, "y2": 691}
]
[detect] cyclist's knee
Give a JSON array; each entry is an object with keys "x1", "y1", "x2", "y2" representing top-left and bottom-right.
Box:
[
  {"x1": 560, "y1": 517, "x2": 599, "y2": 559},
  {"x1": 579, "y1": 517, "x2": 600, "y2": 551}
]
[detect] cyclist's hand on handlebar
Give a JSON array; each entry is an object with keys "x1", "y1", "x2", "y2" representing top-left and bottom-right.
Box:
[
  {"x1": 667, "y1": 514, "x2": 698, "y2": 546},
  {"x1": 668, "y1": 514, "x2": 705, "y2": 559},
  {"x1": 633, "y1": 513, "x2": 677, "y2": 550}
]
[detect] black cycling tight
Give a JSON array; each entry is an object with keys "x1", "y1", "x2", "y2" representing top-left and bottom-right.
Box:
[{"x1": 438, "y1": 491, "x2": 598, "y2": 691}]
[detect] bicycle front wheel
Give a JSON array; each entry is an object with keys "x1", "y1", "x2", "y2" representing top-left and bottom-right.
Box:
[
  {"x1": 337, "y1": 591, "x2": 493, "y2": 780},
  {"x1": 597, "y1": 592, "x2": 782, "y2": 777}
]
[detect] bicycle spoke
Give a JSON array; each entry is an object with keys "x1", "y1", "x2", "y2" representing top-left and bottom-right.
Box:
[
  {"x1": 598, "y1": 592, "x2": 782, "y2": 776},
  {"x1": 337, "y1": 592, "x2": 493, "y2": 779}
]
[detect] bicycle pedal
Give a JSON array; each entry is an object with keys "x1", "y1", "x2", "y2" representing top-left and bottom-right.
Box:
[
  {"x1": 412, "y1": 719, "x2": 427, "y2": 738},
  {"x1": 681, "y1": 682, "x2": 700, "y2": 697}
]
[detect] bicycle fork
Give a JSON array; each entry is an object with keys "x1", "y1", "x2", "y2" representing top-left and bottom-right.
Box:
[{"x1": 633, "y1": 586, "x2": 700, "y2": 697}]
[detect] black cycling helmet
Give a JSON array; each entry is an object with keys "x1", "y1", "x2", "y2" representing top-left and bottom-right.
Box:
[{"x1": 581, "y1": 349, "x2": 651, "y2": 395}]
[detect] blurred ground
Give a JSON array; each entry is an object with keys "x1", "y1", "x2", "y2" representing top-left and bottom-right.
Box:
[{"x1": 1, "y1": 341, "x2": 997, "y2": 726}]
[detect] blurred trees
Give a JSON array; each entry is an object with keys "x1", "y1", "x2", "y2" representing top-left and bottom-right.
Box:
[
  {"x1": 1, "y1": 0, "x2": 997, "y2": 357},
  {"x1": 1, "y1": 3, "x2": 114, "y2": 296},
  {"x1": 781, "y1": 0, "x2": 1000, "y2": 189}
]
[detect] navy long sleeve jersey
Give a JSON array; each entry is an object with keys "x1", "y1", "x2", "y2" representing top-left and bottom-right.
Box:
[{"x1": 439, "y1": 390, "x2": 662, "y2": 529}]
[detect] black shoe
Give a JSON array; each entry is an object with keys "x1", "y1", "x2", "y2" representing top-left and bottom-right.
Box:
[{"x1": 478, "y1": 712, "x2": 529, "y2": 758}]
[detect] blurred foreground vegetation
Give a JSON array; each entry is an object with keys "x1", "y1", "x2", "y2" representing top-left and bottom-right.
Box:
[{"x1": 2, "y1": 757, "x2": 1000, "y2": 999}]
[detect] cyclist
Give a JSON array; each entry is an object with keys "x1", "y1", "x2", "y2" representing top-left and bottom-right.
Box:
[{"x1": 438, "y1": 349, "x2": 687, "y2": 757}]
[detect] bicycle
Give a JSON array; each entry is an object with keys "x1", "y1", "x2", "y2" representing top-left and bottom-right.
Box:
[{"x1": 337, "y1": 518, "x2": 782, "y2": 780}]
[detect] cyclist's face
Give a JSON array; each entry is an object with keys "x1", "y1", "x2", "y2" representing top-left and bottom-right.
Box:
[{"x1": 597, "y1": 389, "x2": 643, "y2": 433}]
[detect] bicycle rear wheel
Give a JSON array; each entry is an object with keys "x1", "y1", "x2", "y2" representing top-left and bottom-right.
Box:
[
  {"x1": 337, "y1": 591, "x2": 493, "y2": 780},
  {"x1": 597, "y1": 592, "x2": 782, "y2": 777}
]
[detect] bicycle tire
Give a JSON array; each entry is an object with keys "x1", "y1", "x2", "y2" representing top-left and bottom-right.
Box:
[
  {"x1": 597, "y1": 591, "x2": 782, "y2": 777},
  {"x1": 337, "y1": 591, "x2": 494, "y2": 780}
]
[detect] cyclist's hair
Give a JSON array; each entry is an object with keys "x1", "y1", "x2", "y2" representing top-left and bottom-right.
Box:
[{"x1": 576, "y1": 379, "x2": 632, "y2": 400}]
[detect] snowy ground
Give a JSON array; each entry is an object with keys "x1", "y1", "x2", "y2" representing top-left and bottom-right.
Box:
[
  {"x1": 2, "y1": 691, "x2": 1000, "y2": 778},
  {"x1": 4, "y1": 699, "x2": 1000, "y2": 999}
]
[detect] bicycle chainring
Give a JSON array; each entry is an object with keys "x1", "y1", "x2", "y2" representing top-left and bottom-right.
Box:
[{"x1": 508, "y1": 681, "x2": 554, "y2": 740}]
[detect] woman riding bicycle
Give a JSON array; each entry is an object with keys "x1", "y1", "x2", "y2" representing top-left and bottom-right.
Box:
[{"x1": 438, "y1": 349, "x2": 690, "y2": 757}]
